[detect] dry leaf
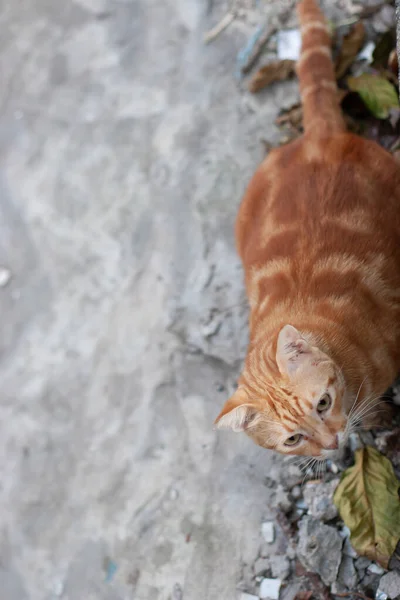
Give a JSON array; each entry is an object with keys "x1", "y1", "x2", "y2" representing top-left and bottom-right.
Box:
[
  {"x1": 333, "y1": 446, "x2": 400, "y2": 569},
  {"x1": 335, "y1": 21, "x2": 365, "y2": 79},
  {"x1": 249, "y1": 59, "x2": 296, "y2": 93},
  {"x1": 372, "y1": 29, "x2": 396, "y2": 69},
  {"x1": 388, "y1": 49, "x2": 398, "y2": 76},
  {"x1": 347, "y1": 74, "x2": 399, "y2": 119}
]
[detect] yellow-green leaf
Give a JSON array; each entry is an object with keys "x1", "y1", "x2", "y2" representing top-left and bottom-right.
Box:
[
  {"x1": 347, "y1": 74, "x2": 399, "y2": 119},
  {"x1": 333, "y1": 447, "x2": 400, "y2": 568}
]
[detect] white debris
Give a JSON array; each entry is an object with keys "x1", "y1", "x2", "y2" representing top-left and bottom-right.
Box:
[
  {"x1": 277, "y1": 28, "x2": 301, "y2": 60},
  {"x1": 367, "y1": 563, "x2": 385, "y2": 576},
  {"x1": 261, "y1": 521, "x2": 275, "y2": 544},
  {"x1": 357, "y1": 42, "x2": 375, "y2": 63},
  {"x1": 240, "y1": 594, "x2": 259, "y2": 600},
  {"x1": 0, "y1": 267, "x2": 11, "y2": 288},
  {"x1": 259, "y1": 577, "x2": 281, "y2": 600}
]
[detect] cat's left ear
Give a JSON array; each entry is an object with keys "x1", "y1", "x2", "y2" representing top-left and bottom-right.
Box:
[
  {"x1": 214, "y1": 389, "x2": 258, "y2": 432},
  {"x1": 276, "y1": 324, "x2": 313, "y2": 377}
]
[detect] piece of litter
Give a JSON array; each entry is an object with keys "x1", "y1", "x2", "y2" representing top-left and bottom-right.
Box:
[
  {"x1": 204, "y1": 11, "x2": 235, "y2": 44},
  {"x1": 240, "y1": 594, "x2": 259, "y2": 600},
  {"x1": 104, "y1": 559, "x2": 117, "y2": 582},
  {"x1": 277, "y1": 29, "x2": 301, "y2": 61},
  {"x1": 259, "y1": 577, "x2": 281, "y2": 600},
  {"x1": 261, "y1": 521, "x2": 275, "y2": 543},
  {"x1": 357, "y1": 42, "x2": 375, "y2": 63},
  {"x1": 0, "y1": 267, "x2": 11, "y2": 288}
]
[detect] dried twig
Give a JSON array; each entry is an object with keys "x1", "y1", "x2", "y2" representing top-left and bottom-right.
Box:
[
  {"x1": 204, "y1": 11, "x2": 236, "y2": 44},
  {"x1": 334, "y1": 592, "x2": 373, "y2": 600}
]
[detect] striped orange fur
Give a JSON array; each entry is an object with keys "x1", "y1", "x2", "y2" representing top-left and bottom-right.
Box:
[{"x1": 215, "y1": 0, "x2": 400, "y2": 457}]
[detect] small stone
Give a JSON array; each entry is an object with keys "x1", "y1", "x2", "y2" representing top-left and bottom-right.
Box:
[
  {"x1": 291, "y1": 485, "x2": 302, "y2": 500},
  {"x1": 303, "y1": 479, "x2": 339, "y2": 522},
  {"x1": 254, "y1": 558, "x2": 270, "y2": 577},
  {"x1": 339, "y1": 526, "x2": 351, "y2": 539},
  {"x1": 376, "y1": 592, "x2": 388, "y2": 600},
  {"x1": 261, "y1": 521, "x2": 275, "y2": 544},
  {"x1": 0, "y1": 267, "x2": 11, "y2": 288},
  {"x1": 375, "y1": 431, "x2": 392, "y2": 454},
  {"x1": 286, "y1": 546, "x2": 296, "y2": 560},
  {"x1": 342, "y1": 536, "x2": 358, "y2": 559},
  {"x1": 170, "y1": 488, "x2": 179, "y2": 500},
  {"x1": 273, "y1": 485, "x2": 292, "y2": 513},
  {"x1": 360, "y1": 431, "x2": 375, "y2": 447},
  {"x1": 378, "y1": 571, "x2": 400, "y2": 599},
  {"x1": 280, "y1": 582, "x2": 301, "y2": 600},
  {"x1": 269, "y1": 555, "x2": 290, "y2": 581},
  {"x1": 53, "y1": 581, "x2": 65, "y2": 596},
  {"x1": 337, "y1": 555, "x2": 357, "y2": 590},
  {"x1": 362, "y1": 572, "x2": 381, "y2": 596},
  {"x1": 329, "y1": 462, "x2": 339, "y2": 474},
  {"x1": 372, "y1": 4, "x2": 395, "y2": 34},
  {"x1": 172, "y1": 583, "x2": 183, "y2": 600},
  {"x1": 349, "y1": 432, "x2": 363, "y2": 452},
  {"x1": 355, "y1": 556, "x2": 371, "y2": 577},
  {"x1": 259, "y1": 578, "x2": 281, "y2": 600},
  {"x1": 368, "y1": 563, "x2": 385, "y2": 576},
  {"x1": 240, "y1": 594, "x2": 259, "y2": 600},
  {"x1": 331, "y1": 582, "x2": 348, "y2": 595},
  {"x1": 392, "y1": 386, "x2": 400, "y2": 406},
  {"x1": 280, "y1": 464, "x2": 302, "y2": 489},
  {"x1": 297, "y1": 517, "x2": 342, "y2": 585}
]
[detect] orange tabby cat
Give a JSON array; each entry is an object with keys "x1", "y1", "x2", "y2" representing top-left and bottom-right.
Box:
[{"x1": 215, "y1": 0, "x2": 400, "y2": 458}]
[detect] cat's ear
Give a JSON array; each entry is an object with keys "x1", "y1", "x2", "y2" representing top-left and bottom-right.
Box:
[
  {"x1": 276, "y1": 324, "x2": 313, "y2": 377},
  {"x1": 214, "y1": 389, "x2": 258, "y2": 432}
]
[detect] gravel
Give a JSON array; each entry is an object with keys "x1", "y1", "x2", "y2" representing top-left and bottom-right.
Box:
[
  {"x1": 303, "y1": 479, "x2": 339, "y2": 521},
  {"x1": 297, "y1": 517, "x2": 343, "y2": 585},
  {"x1": 377, "y1": 571, "x2": 400, "y2": 599},
  {"x1": 337, "y1": 554, "x2": 357, "y2": 590}
]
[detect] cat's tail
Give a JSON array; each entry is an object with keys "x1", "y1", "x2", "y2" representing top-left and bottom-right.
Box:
[{"x1": 297, "y1": 0, "x2": 346, "y2": 135}]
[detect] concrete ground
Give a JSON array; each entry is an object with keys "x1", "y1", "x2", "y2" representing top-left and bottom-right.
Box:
[{"x1": 0, "y1": 0, "x2": 348, "y2": 599}]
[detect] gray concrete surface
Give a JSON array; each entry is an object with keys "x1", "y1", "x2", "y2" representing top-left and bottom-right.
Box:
[{"x1": 0, "y1": 0, "x2": 321, "y2": 599}]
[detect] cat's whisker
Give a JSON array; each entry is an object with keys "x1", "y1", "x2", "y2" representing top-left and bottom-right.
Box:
[{"x1": 346, "y1": 377, "x2": 368, "y2": 422}]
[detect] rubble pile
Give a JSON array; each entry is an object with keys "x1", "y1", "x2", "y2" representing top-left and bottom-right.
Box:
[{"x1": 238, "y1": 424, "x2": 400, "y2": 600}]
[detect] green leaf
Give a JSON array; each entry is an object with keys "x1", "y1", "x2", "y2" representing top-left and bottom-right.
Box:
[
  {"x1": 347, "y1": 74, "x2": 399, "y2": 119},
  {"x1": 333, "y1": 447, "x2": 400, "y2": 568}
]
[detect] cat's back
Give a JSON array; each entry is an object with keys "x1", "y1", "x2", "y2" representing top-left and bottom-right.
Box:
[{"x1": 236, "y1": 132, "x2": 400, "y2": 266}]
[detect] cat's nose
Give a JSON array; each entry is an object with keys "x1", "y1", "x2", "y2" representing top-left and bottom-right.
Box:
[{"x1": 325, "y1": 434, "x2": 339, "y2": 450}]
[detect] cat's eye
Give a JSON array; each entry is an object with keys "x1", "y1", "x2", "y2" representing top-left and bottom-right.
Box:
[
  {"x1": 317, "y1": 393, "x2": 332, "y2": 413},
  {"x1": 284, "y1": 433, "x2": 303, "y2": 446}
]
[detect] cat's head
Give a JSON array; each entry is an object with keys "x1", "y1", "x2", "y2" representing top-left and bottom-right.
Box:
[{"x1": 215, "y1": 325, "x2": 347, "y2": 457}]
